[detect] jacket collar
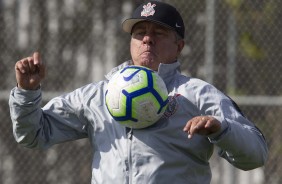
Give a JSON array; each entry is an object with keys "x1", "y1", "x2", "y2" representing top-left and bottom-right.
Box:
[{"x1": 157, "y1": 61, "x2": 180, "y2": 86}]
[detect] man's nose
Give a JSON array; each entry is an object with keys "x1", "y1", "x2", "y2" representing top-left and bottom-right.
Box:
[{"x1": 142, "y1": 33, "x2": 155, "y2": 45}]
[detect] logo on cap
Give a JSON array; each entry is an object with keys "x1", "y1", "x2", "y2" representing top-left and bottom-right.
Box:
[
  {"x1": 175, "y1": 23, "x2": 181, "y2": 28},
  {"x1": 141, "y1": 3, "x2": 156, "y2": 17}
]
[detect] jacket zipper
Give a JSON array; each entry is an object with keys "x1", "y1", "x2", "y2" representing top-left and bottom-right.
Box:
[{"x1": 126, "y1": 127, "x2": 133, "y2": 184}]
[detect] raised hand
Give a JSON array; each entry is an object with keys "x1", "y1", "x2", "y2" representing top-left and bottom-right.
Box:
[{"x1": 15, "y1": 52, "x2": 45, "y2": 90}]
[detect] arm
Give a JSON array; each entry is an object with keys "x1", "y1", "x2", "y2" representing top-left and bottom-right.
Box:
[
  {"x1": 9, "y1": 87, "x2": 89, "y2": 149},
  {"x1": 183, "y1": 82, "x2": 268, "y2": 170},
  {"x1": 209, "y1": 115, "x2": 267, "y2": 171},
  {"x1": 9, "y1": 52, "x2": 88, "y2": 149}
]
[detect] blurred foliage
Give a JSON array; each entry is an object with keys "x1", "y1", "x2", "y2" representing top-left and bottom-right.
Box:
[
  {"x1": 240, "y1": 32, "x2": 265, "y2": 60},
  {"x1": 224, "y1": 0, "x2": 243, "y2": 9}
]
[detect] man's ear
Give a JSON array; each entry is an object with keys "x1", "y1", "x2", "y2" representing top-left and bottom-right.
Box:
[{"x1": 177, "y1": 40, "x2": 185, "y2": 55}]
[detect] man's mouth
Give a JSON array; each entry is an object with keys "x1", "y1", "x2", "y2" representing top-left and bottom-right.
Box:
[{"x1": 141, "y1": 50, "x2": 155, "y2": 55}]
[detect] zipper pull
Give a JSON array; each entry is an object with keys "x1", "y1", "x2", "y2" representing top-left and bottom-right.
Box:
[{"x1": 126, "y1": 127, "x2": 133, "y2": 140}]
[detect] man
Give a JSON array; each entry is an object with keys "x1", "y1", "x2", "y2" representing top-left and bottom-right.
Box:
[{"x1": 10, "y1": 1, "x2": 268, "y2": 184}]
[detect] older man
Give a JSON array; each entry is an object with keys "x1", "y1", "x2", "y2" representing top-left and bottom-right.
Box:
[{"x1": 10, "y1": 1, "x2": 267, "y2": 183}]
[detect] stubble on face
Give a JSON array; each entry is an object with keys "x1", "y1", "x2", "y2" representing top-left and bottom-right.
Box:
[{"x1": 137, "y1": 44, "x2": 158, "y2": 68}]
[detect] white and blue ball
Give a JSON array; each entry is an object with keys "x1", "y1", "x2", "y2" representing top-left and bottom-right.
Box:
[{"x1": 105, "y1": 66, "x2": 168, "y2": 129}]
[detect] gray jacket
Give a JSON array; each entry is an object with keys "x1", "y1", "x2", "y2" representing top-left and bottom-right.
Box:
[{"x1": 9, "y1": 61, "x2": 268, "y2": 184}]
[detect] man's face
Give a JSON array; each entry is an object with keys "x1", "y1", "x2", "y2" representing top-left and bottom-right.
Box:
[{"x1": 130, "y1": 21, "x2": 184, "y2": 71}]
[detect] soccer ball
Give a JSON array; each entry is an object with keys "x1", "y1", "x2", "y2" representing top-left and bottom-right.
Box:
[{"x1": 105, "y1": 65, "x2": 168, "y2": 129}]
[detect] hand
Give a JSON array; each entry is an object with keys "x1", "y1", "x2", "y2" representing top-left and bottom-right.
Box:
[
  {"x1": 15, "y1": 52, "x2": 46, "y2": 90},
  {"x1": 183, "y1": 116, "x2": 221, "y2": 139}
]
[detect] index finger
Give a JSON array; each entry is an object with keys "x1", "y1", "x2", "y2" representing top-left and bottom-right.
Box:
[
  {"x1": 33, "y1": 52, "x2": 41, "y2": 65},
  {"x1": 33, "y1": 52, "x2": 46, "y2": 78},
  {"x1": 183, "y1": 120, "x2": 192, "y2": 132}
]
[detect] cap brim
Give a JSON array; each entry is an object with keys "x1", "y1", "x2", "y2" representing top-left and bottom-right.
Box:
[
  {"x1": 122, "y1": 18, "x2": 175, "y2": 34},
  {"x1": 122, "y1": 19, "x2": 147, "y2": 33}
]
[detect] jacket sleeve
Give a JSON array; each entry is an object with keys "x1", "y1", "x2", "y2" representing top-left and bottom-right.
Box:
[
  {"x1": 193, "y1": 82, "x2": 268, "y2": 171},
  {"x1": 9, "y1": 87, "x2": 89, "y2": 149}
]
